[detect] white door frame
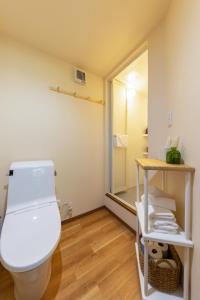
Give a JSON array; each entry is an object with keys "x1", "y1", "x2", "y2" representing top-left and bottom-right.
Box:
[{"x1": 104, "y1": 41, "x2": 148, "y2": 195}]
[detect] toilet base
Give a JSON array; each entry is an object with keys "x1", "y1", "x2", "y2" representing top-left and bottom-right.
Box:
[{"x1": 12, "y1": 258, "x2": 52, "y2": 300}]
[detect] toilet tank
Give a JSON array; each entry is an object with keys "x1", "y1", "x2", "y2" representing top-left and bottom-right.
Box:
[{"x1": 7, "y1": 161, "x2": 56, "y2": 212}]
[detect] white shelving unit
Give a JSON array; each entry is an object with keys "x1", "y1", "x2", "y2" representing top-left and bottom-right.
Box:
[{"x1": 135, "y1": 158, "x2": 195, "y2": 300}]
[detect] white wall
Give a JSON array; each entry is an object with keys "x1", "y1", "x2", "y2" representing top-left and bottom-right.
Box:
[
  {"x1": 0, "y1": 36, "x2": 104, "y2": 224},
  {"x1": 148, "y1": 1, "x2": 200, "y2": 299},
  {"x1": 148, "y1": 21, "x2": 167, "y2": 159}
]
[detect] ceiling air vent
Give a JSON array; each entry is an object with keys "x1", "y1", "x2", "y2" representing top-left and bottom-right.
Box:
[{"x1": 74, "y1": 68, "x2": 86, "y2": 85}]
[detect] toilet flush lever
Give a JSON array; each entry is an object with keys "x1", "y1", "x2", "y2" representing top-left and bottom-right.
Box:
[{"x1": 6, "y1": 170, "x2": 14, "y2": 176}]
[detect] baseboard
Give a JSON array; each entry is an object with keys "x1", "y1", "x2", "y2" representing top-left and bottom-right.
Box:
[
  {"x1": 61, "y1": 204, "x2": 136, "y2": 234},
  {"x1": 61, "y1": 206, "x2": 105, "y2": 224}
]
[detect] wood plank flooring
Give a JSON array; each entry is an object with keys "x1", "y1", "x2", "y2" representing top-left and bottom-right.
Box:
[{"x1": 0, "y1": 208, "x2": 141, "y2": 300}]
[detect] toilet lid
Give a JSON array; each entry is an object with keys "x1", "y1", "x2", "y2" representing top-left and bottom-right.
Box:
[{"x1": 0, "y1": 199, "x2": 61, "y2": 272}]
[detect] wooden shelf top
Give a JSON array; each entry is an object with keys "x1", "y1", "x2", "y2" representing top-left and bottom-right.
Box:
[{"x1": 136, "y1": 158, "x2": 195, "y2": 172}]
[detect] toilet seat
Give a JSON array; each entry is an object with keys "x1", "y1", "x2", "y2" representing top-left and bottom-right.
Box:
[{"x1": 0, "y1": 197, "x2": 61, "y2": 273}]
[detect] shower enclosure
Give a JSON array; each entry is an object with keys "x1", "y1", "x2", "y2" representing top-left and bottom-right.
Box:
[{"x1": 110, "y1": 50, "x2": 148, "y2": 208}]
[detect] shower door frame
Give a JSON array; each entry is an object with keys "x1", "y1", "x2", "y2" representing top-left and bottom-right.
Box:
[{"x1": 104, "y1": 42, "x2": 148, "y2": 199}]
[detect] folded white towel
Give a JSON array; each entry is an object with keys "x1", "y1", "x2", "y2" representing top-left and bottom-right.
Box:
[
  {"x1": 148, "y1": 205, "x2": 175, "y2": 220},
  {"x1": 113, "y1": 134, "x2": 128, "y2": 148},
  {"x1": 152, "y1": 216, "x2": 176, "y2": 222},
  {"x1": 150, "y1": 219, "x2": 179, "y2": 234},
  {"x1": 152, "y1": 228, "x2": 178, "y2": 234},
  {"x1": 140, "y1": 202, "x2": 178, "y2": 234},
  {"x1": 154, "y1": 225, "x2": 178, "y2": 231},
  {"x1": 153, "y1": 220, "x2": 178, "y2": 229}
]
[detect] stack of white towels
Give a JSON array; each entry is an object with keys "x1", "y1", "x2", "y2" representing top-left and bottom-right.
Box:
[
  {"x1": 141, "y1": 186, "x2": 179, "y2": 234},
  {"x1": 113, "y1": 134, "x2": 128, "y2": 148}
]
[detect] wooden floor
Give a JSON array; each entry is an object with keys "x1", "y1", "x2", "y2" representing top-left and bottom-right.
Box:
[{"x1": 0, "y1": 208, "x2": 141, "y2": 300}]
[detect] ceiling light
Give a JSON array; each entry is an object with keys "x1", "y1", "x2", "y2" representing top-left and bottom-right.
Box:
[
  {"x1": 126, "y1": 71, "x2": 143, "y2": 91},
  {"x1": 127, "y1": 88, "x2": 136, "y2": 100}
]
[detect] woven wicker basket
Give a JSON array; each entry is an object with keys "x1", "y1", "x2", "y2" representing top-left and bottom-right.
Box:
[{"x1": 138, "y1": 241, "x2": 182, "y2": 293}]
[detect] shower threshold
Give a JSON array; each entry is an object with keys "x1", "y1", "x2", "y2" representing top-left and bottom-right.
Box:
[
  {"x1": 106, "y1": 185, "x2": 144, "y2": 215},
  {"x1": 106, "y1": 192, "x2": 136, "y2": 215}
]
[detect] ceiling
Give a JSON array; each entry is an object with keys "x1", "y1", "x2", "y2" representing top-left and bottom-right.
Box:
[
  {"x1": 116, "y1": 50, "x2": 148, "y2": 96},
  {"x1": 0, "y1": 0, "x2": 170, "y2": 77}
]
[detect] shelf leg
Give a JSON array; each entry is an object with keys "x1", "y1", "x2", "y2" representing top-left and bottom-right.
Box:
[
  {"x1": 184, "y1": 247, "x2": 190, "y2": 300},
  {"x1": 185, "y1": 172, "x2": 191, "y2": 240},
  {"x1": 136, "y1": 218, "x2": 139, "y2": 245},
  {"x1": 162, "y1": 170, "x2": 166, "y2": 191},
  {"x1": 144, "y1": 170, "x2": 148, "y2": 233},
  {"x1": 144, "y1": 239, "x2": 149, "y2": 297},
  {"x1": 136, "y1": 164, "x2": 140, "y2": 202}
]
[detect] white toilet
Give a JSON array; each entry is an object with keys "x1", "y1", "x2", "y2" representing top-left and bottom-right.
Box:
[{"x1": 0, "y1": 160, "x2": 61, "y2": 300}]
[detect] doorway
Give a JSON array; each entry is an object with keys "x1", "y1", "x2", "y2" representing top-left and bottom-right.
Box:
[{"x1": 110, "y1": 50, "x2": 148, "y2": 208}]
